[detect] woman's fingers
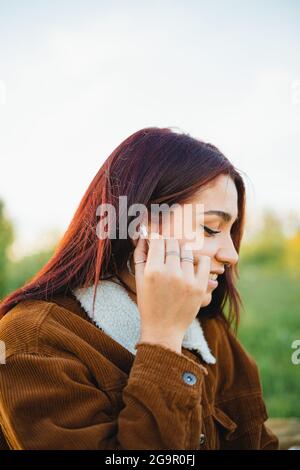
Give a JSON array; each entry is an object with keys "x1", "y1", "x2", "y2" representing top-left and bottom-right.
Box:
[
  {"x1": 165, "y1": 238, "x2": 181, "y2": 272},
  {"x1": 180, "y1": 243, "x2": 195, "y2": 281},
  {"x1": 146, "y1": 232, "x2": 165, "y2": 271},
  {"x1": 134, "y1": 219, "x2": 212, "y2": 318},
  {"x1": 195, "y1": 255, "x2": 211, "y2": 292},
  {"x1": 133, "y1": 236, "x2": 148, "y2": 278}
]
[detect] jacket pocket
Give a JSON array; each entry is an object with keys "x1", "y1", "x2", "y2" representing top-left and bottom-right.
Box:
[
  {"x1": 212, "y1": 406, "x2": 238, "y2": 442},
  {"x1": 213, "y1": 393, "x2": 269, "y2": 444},
  {"x1": 200, "y1": 406, "x2": 237, "y2": 449}
]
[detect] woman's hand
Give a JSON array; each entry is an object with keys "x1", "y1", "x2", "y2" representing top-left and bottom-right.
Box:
[{"x1": 134, "y1": 231, "x2": 211, "y2": 354}]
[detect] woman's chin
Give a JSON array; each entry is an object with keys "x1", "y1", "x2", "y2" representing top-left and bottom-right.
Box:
[{"x1": 201, "y1": 291, "x2": 212, "y2": 307}]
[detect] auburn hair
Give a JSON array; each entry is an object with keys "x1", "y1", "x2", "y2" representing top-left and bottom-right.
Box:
[{"x1": 0, "y1": 127, "x2": 246, "y2": 330}]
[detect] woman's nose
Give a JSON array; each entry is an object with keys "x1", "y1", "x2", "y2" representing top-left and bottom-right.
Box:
[{"x1": 216, "y1": 238, "x2": 239, "y2": 267}]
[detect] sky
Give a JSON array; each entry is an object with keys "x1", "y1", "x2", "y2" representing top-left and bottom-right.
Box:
[{"x1": 0, "y1": 0, "x2": 300, "y2": 257}]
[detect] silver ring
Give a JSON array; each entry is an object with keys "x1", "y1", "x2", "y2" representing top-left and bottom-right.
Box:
[
  {"x1": 180, "y1": 257, "x2": 194, "y2": 262},
  {"x1": 134, "y1": 259, "x2": 147, "y2": 265},
  {"x1": 166, "y1": 250, "x2": 180, "y2": 257}
]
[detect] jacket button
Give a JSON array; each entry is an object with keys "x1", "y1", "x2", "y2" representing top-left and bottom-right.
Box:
[
  {"x1": 182, "y1": 371, "x2": 197, "y2": 385},
  {"x1": 199, "y1": 433, "x2": 206, "y2": 446}
]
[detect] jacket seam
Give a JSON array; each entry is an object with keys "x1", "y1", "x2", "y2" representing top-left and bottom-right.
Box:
[
  {"x1": 215, "y1": 390, "x2": 263, "y2": 404},
  {"x1": 3, "y1": 302, "x2": 57, "y2": 358},
  {"x1": 35, "y1": 302, "x2": 58, "y2": 352}
]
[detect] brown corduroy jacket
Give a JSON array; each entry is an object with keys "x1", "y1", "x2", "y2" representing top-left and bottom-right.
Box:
[{"x1": 0, "y1": 294, "x2": 279, "y2": 450}]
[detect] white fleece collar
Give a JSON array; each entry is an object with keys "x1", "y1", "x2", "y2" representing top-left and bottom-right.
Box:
[{"x1": 72, "y1": 278, "x2": 216, "y2": 365}]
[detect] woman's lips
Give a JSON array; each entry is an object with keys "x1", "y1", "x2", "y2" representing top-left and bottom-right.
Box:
[{"x1": 208, "y1": 278, "x2": 218, "y2": 289}]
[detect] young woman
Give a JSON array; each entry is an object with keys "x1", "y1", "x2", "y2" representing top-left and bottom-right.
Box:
[{"x1": 0, "y1": 127, "x2": 279, "y2": 450}]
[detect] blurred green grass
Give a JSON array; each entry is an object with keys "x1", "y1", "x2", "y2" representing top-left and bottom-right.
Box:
[{"x1": 237, "y1": 265, "x2": 300, "y2": 417}]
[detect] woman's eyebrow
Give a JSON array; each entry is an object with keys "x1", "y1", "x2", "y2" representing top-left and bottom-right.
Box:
[{"x1": 203, "y1": 210, "x2": 238, "y2": 223}]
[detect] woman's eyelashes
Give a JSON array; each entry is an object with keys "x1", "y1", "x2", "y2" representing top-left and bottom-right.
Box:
[{"x1": 200, "y1": 224, "x2": 221, "y2": 237}]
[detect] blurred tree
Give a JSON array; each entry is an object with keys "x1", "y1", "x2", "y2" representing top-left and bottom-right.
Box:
[
  {"x1": 5, "y1": 247, "x2": 55, "y2": 296},
  {"x1": 0, "y1": 199, "x2": 14, "y2": 299},
  {"x1": 285, "y1": 229, "x2": 300, "y2": 275},
  {"x1": 240, "y1": 209, "x2": 285, "y2": 269}
]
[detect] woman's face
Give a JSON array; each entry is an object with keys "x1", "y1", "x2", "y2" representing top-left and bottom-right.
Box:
[{"x1": 148, "y1": 174, "x2": 239, "y2": 307}]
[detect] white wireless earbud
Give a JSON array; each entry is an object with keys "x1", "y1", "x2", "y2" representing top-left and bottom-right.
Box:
[{"x1": 139, "y1": 223, "x2": 150, "y2": 246}]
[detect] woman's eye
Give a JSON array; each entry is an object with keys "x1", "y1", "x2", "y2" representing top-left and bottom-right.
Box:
[{"x1": 200, "y1": 225, "x2": 221, "y2": 237}]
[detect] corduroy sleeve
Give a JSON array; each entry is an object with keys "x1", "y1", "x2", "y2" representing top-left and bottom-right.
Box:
[
  {"x1": 0, "y1": 342, "x2": 206, "y2": 450},
  {"x1": 259, "y1": 423, "x2": 280, "y2": 449}
]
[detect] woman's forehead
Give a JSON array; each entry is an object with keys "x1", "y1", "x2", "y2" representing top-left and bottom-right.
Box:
[{"x1": 188, "y1": 175, "x2": 238, "y2": 217}]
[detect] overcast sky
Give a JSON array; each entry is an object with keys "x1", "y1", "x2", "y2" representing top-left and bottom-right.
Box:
[{"x1": 0, "y1": 0, "x2": 299, "y2": 257}]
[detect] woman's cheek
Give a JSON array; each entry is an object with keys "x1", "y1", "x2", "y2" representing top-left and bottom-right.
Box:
[{"x1": 191, "y1": 239, "x2": 216, "y2": 263}]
